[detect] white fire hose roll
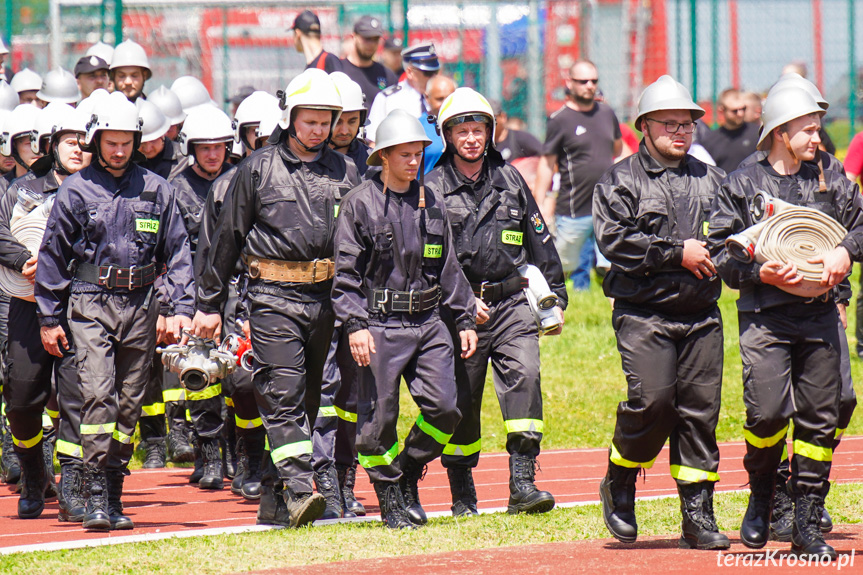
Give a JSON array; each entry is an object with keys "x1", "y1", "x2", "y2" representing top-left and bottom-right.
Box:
[
  {"x1": 726, "y1": 202, "x2": 847, "y2": 298},
  {"x1": 0, "y1": 198, "x2": 54, "y2": 302}
]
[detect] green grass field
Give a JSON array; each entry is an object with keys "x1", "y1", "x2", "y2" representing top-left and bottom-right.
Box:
[{"x1": 9, "y1": 272, "x2": 863, "y2": 574}]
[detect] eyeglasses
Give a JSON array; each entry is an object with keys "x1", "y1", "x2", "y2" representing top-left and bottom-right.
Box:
[
  {"x1": 644, "y1": 118, "x2": 697, "y2": 134},
  {"x1": 570, "y1": 78, "x2": 598, "y2": 85}
]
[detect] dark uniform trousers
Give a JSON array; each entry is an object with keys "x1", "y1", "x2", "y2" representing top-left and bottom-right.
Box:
[
  {"x1": 610, "y1": 305, "x2": 723, "y2": 483},
  {"x1": 357, "y1": 312, "x2": 461, "y2": 484},
  {"x1": 836, "y1": 318, "x2": 857, "y2": 442},
  {"x1": 442, "y1": 292, "x2": 541, "y2": 469},
  {"x1": 312, "y1": 328, "x2": 345, "y2": 473},
  {"x1": 247, "y1": 287, "x2": 333, "y2": 494},
  {"x1": 740, "y1": 303, "x2": 841, "y2": 498},
  {"x1": 332, "y1": 327, "x2": 360, "y2": 467},
  {"x1": 222, "y1": 284, "x2": 261, "y2": 441},
  {"x1": 71, "y1": 289, "x2": 159, "y2": 470},
  {"x1": 4, "y1": 298, "x2": 79, "y2": 460}
]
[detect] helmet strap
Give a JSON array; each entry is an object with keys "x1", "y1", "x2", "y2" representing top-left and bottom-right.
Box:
[
  {"x1": 288, "y1": 126, "x2": 328, "y2": 153},
  {"x1": 418, "y1": 150, "x2": 426, "y2": 209},
  {"x1": 816, "y1": 149, "x2": 827, "y2": 192},
  {"x1": 781, "y1": 131, "x2": 799, "y2": 167},
  {"x1": 52, "y1": 145, "x2": 73, "y2": 176}
]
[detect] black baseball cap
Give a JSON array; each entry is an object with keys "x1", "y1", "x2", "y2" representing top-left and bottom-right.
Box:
[
  {"x1": 292, "y1": 10, "x2": 321, "y2": 34},
  {"x1": 384, "y1": 37, "x2": 403, "y2": 51},
  {"x1": 74, "y1": 55, "x2": 109, "y2": 77},
  {"x1": 354, "y1": 15, "x2": 384, "y2": 39},
  {"x1": 401, "y1": 42, "x2": 440, "y2": 72},
  {"x1": 228, "y1": 85, "x2": 256, "y2": 105}
]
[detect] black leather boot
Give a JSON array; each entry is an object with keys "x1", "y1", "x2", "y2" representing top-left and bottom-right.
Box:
[
  {"x1": 677, "y1": 482, "x2": 730, "y2": 550},
  {"x1": 57, "y1": 463, "x2": 86, "y2": 522},
  {"x1": 740, "y1": 473, "x2": 774, "y2": 549},
  {"x1": 166, "y1": 421, "x2": 195, "y2": 463},
  {"x1": 17, "y1": 446, "x2": 46, "y2": 519},
  {"x1": 791, "y1": 494, "x2": 837, "y2": 560},
  {"x1": 599, "y1": 459, "x2": 639, "y2": 543},
  {"x1": 240, "y1": 429, "x2": 265, "y2": 500},
  {"x1": 399, "y1": 454, "x2": 428, "y2": 525},
  {"x1": 314, "y1": 466, "x2": 345, "y2": 520},
  {"x1": 447, "y1": 466, "x2": 478, "y2": 517},
  {"x1": 106, "y1": 468, "x2": 134, "y2": 530},
  {"x1": 42, "y1": 426, "x2": 57, "y2": 498},
  {"x1": 230, "y1": 437, "x2": 248, "y2": 496},
  {"x1": 337, "y1": 461, "x2": 366, "y2": 516},
  {"x1": 198, "y1": 437, "x2": 224, "y2": 490},
  {"x1": 83, "y1": 466, "x2": 111, "y2": 531},
  {"x1": 0, "y1": 413, "x2": 21, "y2": 485},
  {"x1": 373, "y1": 481, "x2": 416, "y2": 530},
  {"x1": 282, "y1": 485, "x2": 326, "y2": 528},
  {"x1": 769, "y1": 473, "x2": 793, "y2": 542},
  {"x1": 507, "y1": 453, "x2": 555, "y2": 515}
]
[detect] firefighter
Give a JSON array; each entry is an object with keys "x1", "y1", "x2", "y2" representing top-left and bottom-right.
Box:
[
  {"x1": 708, "y1": 86, "x2": 863, "y2": 560},
  {"x1": 170, "y1": 104, "x2": 235, "y2": 489},
  {"x1": 192, "y1": 69, "x2": 361, "y2": 528},
  {"x1": 147, "y1": 85, "x2": 186, "y2": 142},
  {"x1": 233, "y1": 91, "x2": 280, "y2": 159},
  {"x1": 137, "y1": 98, "x2": 189, "y2": 181},
  {"x1": 0, "y1": 106, "x2": 91, "y2": 520},
  {"x1": 328, "y1": 72, "x2": 371, "y2": 175},
  {"x1": 332, "y1": 109, "x2": 478, "y2": 529},
  {"x1": 1, "y1": 104, "x2": 43, "y2": 182},
  {"x1": 109, "y1": 40, "x2": 151, "y2": 103},
  {"x1": 426, "y1": 88, "x2": 567, "y2": 517},
  {"x1": 594, "y1": 76, "x2": 729, "y2": 550},
  {"x1": 35, "y1": 91, "x2": 195, "y2": 531}
]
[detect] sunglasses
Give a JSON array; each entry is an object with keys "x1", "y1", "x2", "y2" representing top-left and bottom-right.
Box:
[{"x1": 570, "y1": 78, "x2": 598, "y2": 85}]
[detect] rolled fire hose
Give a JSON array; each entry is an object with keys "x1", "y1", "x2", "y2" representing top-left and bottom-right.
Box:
[
  {"x1": 0, "y1": 197, "x2": 54, "y2": 302},
  {"x1": 726, "y1": 192, "x2": 846, "y2": 298}
]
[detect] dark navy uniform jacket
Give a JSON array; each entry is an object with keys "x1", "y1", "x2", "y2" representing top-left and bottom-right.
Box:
[{"x1": 34, "y1": 161, "x2": 195, "y2": 326}]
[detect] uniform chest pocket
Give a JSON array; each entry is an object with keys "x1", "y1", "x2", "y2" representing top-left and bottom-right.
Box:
[
  {"x1": 495, "y1": 204, "x2": 524, "y2": 250},
  {"x1": 259, "y1": 186, "x2": 300, "y2": 230},
  {"x1": 635, "y1": 198, "x2": 670, "y2": 236},
  {"x1": 133, "y1": 202, "x2": 162, "y2": 245},
  {"x1": 373, "y1": 223, "x2": 395, "y2": 258},
  {"x1": 422, "y1": 218, "x2": 446, "y2": 264}
]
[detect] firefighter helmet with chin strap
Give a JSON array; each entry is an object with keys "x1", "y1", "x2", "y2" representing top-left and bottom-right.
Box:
[
  {"x1": 329, "y1": 72, "x2": 367, "y2": 126},
  {"x1": 768, "y1": 73, "x2": 828, "y2": 110},
  {"x1": 367, "y1": 109, "x2": 432, "y2": 166},
  {"x1": 757, "y1": 86, "x2": 824, "y2": 151},
  {"x1": 31, "y1": 102, "x2": 73, "y2": 155},
  {"x1": 109, "y1": 40, "x2": 152, "y2": 80},
  {"x1": 83, "y1": 91, "x2": 143, "y2": 150},
  {"x1": 10, "y1": 68, "x2": 42, "y2": 94},
  {"x1": 148, "y1": 85, "x2": 187, "y2": 125},
  {"x1": 634, "y1": 75, "x2": 704, "y2": 132},
  {"x1": 137, "y1": 99, "x2": 171, "y2": 144},
  {"x1": 437, "y1": 87, "x2": 496, "y2": 140},
  {"x1": 234, "y1": 91, "x2": 280, "y2": 149},
  {"x1": 30, "y1": 106, "x2": 90, "y2": 175},
  {"x1": 0, "y1": 104, "x2": 41, "y2": 158},
  {"x1": 178, "y1": 104, "x2": 235, "y2": 157},
  {"x1": 275, "y1": 69, "x2": 342, "y2": 151}
]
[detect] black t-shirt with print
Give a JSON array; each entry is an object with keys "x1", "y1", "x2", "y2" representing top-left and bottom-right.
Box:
[
  {"x1": 341, "y1": 59, "x2": 397, "y2": 108},
  {"x1": 498, "y1": 129, "x2": 542, "y2": 162}
]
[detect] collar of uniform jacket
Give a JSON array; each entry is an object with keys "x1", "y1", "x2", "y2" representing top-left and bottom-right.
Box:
[
  {"x1": 636, "y1": 140, "x2": 695, "y2": 175},
  {"x1": 440, "y1": 154, "x2": 509, "y2": 196},
  {"x1": 276, "y1": 139, "x2": 345, "y2": 174},
  {"x1": 90, "y1": 158, "x2": 140, "y2": 194}
]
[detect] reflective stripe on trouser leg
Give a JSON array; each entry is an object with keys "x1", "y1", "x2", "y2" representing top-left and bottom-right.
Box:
[
  {"x1": 187, "y1": 383, "x2": 224, "y2": 439},
  {"x1": 333, "y1": 325, "x2": 360, "y2": 467},
  {"x1": 611, "y1": 308, "x2": 723, "y2": 477},
  {"x1": 313, "y1": 326, "x2": 342, "y2": 474},
  {"x1": 248, "y1": 289, "x2": 334, "y2": 493},
  {"x1": 739, "y1": 308, "x2": 840, "y2": 497}
]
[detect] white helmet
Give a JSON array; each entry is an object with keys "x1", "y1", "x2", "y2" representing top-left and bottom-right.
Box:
[
  {"x1": 367, "y1": 109, "x2": 432, "y2": 166},
  {"x1": 234, "y1": 91, "x2": 280, "y2": 146},
  {"x1": 757, "y1": 86, "x2": 824, "y2": 150},
  {"x1": 84, "y1": 91, "x2": 142, "y2": 147},
  {"x1": 31, "y1": 102, "x2": 74, "y2": 154},
  {"x1": 76, "y1": 88, "x2": 111, "y2": 121},
  {"x1": 768, "y1": 73, "x2": 828, "y2": 110},
  {"x1": 0, "y1": 104, "x2": 41, "y2": 157},
  {"x1": 86, "y1": 41, "x2": 115, "y2": 66},
  {"x1": 109, "y1": 40, "x2": 151, "y2": 80},
  {"x1": 437, "y1": 87, "x2": 496, "y2": 140},
  {"x1": 329, "y1": 72, "x2": 367, "y2": 125},
  {"x1": 10, "y1": 68, "x2": 43, "y2": 94},
  {"x1": 170, "y1": 76, "x2": 215, "y2": 113},
  {"x1": 0, "y1": 80, "x2": 18, "y2": 111},
  {"x1": 35, "y1": 67, "x2": 80, "y2": 104},
  {"x1": 178, "y1": 105, "x2": 234, "y2": 156},
  {"x1": 136, "y1": 99, "x2": 171, "y2": 143},
  {"x1": 634, "y1": 75, "x2": 704, "y2": 131},
  {"x1": 277, "y1": 68, "x2": 342, "y2": 130},
  {"x1": 256, "y1": 104, "x2": 282, "y2": 142},
  {"x1": 148, "y1": 84, "x2": 186, "y2": 125}
]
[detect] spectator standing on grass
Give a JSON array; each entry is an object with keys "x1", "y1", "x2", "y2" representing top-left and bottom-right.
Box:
[
  {"x1": 533, "y1": 60, "x2": 621, "y2": 287},
  {"x1": 292, "y1": 10, "x2": 342, "y2": 74},
  {"x1": 594, "y1": 75, "x2": 729, "y2": 551},
  {"x1": 699, "y1": 88, "x2": 760, "y2": 174}
]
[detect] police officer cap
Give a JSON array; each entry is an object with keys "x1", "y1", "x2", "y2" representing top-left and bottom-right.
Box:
[
  {"x1": 401, "y1": 43, "x2": 440, "y2": 72},
  {"x1": 354, "y1": 15, "x2": 384, "y2": 39},
  {"x1": 74, "y1": 55, "x2": 109, "y2": 77},
  {"x1": 292, "y1": 10, "x2": 321, "y2": 34},
  {"x1": 384, "y1": 37, "x2": 403, "y2": 51}
]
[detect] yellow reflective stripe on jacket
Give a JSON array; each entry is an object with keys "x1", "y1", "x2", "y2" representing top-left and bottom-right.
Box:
[
  {"x1": 793, "y1": 440, "x2": 833, "y2": 462},
  {"x1": 163, "y1": 388, "x2": 185, "y2": 402},
  {"x1": 45, "y1": 408, "x2": 60, "y2": 420},
  {"x1": 416, "y1": 414, "x2": 452, "y2": 445},
  {"x1": 610, "y1": 443, "x2": 657, "y2": 469},
  {"x1": 113, "y1": 429, "x2": 133, "y2": 445},
  {"x1": 80, "y1": 422, "x2": 116, "y2": 435},
  {"x1": 781, "y1": 442, "x2": 789, "y2": 460},
  {"x1": 358, "y1": 442, "x2": 399, "y2": 469},
  {"x1": 270, "y1": 440, "x2": 313, "y2": 463},
  {"x1": 744, "y1": 425, "x2": 788, "y2": 449},
  {"x1": 56, "y1": 439, "x2": 83, "y2": 458},
  {"x1": 12, "y1": 428, "x2": 43, "y2": 449},
  {"x1": 224, "y1": 397, "x2": 234, "y2": 408},
  {"x1": 186, "y1": 383, "x2": 222, "y2": 402},
  {"x1": 442, "y1": 438, "x2": 481, "y2": 457},
  {"x1": 142, "y1": 402, "x2": 166, "y2": 416},
  {"x1": 335, "y1": 406, "x2": 357, "y2": 423},
  {"x1": 670, "y1": 465, "x2": 720, "y2": 483},
  {"x1": 318, "y1": 405, "x2": 337, "y2": 418},
  {"x1": 235, "y1": 414, "x2": 263, "y2": 429},
  {"x1": 504, "y1": 418, "x2": 544, "y2": 434}
]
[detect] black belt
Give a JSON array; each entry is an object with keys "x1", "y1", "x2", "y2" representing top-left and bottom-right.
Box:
[
  {"x1": 370, "y1": 286, "x2": 441, "y2": 314},
  {"x1": 471, "y1": 276, "x2": 528, "y2": 303},
  {"x1": 74, "y1": 262, "x2": 164, "y2": 290}
]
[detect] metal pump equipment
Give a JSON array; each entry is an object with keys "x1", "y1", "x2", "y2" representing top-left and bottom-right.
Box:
[{"x1": 157, "y1": 330, "x2": 238, "y2": 392}]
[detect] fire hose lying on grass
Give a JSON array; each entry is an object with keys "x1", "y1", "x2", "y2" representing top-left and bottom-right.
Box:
[
  {"x1": 0, "y1": 189, "x2": 55, "y2": 302},
  {"x1": 725, "y1": 191, "x2": 847, "y2": 298}
]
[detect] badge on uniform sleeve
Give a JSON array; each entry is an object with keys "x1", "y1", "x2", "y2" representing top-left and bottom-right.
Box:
[{"x1": 530, "y1": 212, "x2": 545, "y2": 234}]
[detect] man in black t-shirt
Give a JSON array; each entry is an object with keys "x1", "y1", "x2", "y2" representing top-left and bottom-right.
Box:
[
  {"x1": 293, "y1": 10, "x2": 342, "y2": 73},
  {"x1": 534, "y1": 60, "x2": 622, "y2": 279},
  {"x1": 700, "y1": 88, "x2": 759, "y2": 173},
  {"x1": 489, "y1": 99, "x2": 542, "y2": 162},
  {"x1": 341, "y1": 16, "x2": 397, "y2": 106}
]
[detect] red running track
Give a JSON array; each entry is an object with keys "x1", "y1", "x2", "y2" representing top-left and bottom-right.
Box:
[{"x1": 1, "y1": 437, "x2": 862, "y2": 554}]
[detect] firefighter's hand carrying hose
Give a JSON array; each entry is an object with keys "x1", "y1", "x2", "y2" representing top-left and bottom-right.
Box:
[
  {"x1": 0, "y1": 195, "x2": 55, "y2": 302},
  {"x1": 726, "y1": 191, "x2": 848, "y2": 297}
]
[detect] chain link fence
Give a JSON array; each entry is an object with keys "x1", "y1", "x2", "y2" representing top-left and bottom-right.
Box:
[{"x1": 1, "y1": 0, "x2": 861, "y2": 144}]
